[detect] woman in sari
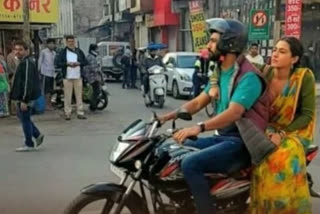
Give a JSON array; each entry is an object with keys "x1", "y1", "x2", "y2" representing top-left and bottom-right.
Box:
[
  {"x1": 250, "y1": 37, "x2": 316, "y2": 213},
  {"x1": 0, "y1": 59, "x2": 10, "y2": 117}
]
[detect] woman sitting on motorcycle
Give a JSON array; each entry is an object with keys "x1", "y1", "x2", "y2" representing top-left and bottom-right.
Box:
[
  {"x1": 84, "y1": 44, "x2": 101, "y2": 111},
  {"x1": 249, "y1": 37, "x2": 316, "y2": 213}
]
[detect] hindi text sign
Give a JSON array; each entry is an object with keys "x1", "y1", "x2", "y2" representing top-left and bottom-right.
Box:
[
  {"x1": 189, "y1": 1, "x2": 207, "y2": 52},
  {"x1": 285, "y1": 0, "x2": 302, "y2": 39},
  {"x1": 0, "y1": 0, "x2": 58, "y2": 23}
]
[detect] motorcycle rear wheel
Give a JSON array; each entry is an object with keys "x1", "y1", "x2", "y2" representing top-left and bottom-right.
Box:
[
  {"x1": 96, "y1": 90, "x2": 109, "y2": 111},
  {"x1": 64, "y1": 193, "x2": 140, "y2": 214}
]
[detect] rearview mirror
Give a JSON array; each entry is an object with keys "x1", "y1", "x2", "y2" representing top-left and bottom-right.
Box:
[{"x1": 177, "y1": 109, "x2": 192, "y2": 121}]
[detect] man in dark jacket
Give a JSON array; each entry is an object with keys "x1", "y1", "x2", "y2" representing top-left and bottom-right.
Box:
[
  {"x1": 120, "y1": 47, "x2": 132, "y2": 89},
  {"x1": 10, "y1": 40, "x2": 44, "y2": 152},
  {"x1": 56, "y1": 35, "x2": 87, "y2": 120}
]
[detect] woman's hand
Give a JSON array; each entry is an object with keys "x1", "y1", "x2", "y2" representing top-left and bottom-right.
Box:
[
  {"x1": 173, "y1": 126, "x2": 201, "y2": 144},
  {"x1": 268, "y1": 133, "x2": 282, "y2": 147}
]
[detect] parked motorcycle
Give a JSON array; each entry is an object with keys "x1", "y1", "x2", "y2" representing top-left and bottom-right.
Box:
[
  {"x1": 141, "y1": 65, "x2": 167, "y2": 108},
  {"x1": 64, "y1": 110, "x2": 319, "y2": 214},
  {"x1": 52, "y1": 71, "x2": 109, "y2": 111}
]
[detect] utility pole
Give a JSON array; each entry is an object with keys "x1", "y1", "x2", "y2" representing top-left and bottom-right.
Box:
[{"x1": 23, "y1": 0, "x2": 31, "y2": 45}]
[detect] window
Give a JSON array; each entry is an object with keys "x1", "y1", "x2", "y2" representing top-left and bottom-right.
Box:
[
  {"x1": 104, "y1": 4, "x2": 110, "y2": 16},
  {"x1": 99, "y1": 46, "x2": 108, "y2": 56},
  {"x1": 176, "y1": 55, "x2": 198, "y2": 69},
  {"x1": 131, "y1": 0, "x2": 137, "y2": 8}
]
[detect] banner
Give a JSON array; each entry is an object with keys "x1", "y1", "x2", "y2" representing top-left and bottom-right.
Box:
[
  {"x1": 0, "y1": 0, "x2": 58, "y2": 23},
  {"x1": 189, "y1": 1, "x2": 207, "y2": 52},
  {"x1": 285, "y1": 0, "x2": 302, "y2": 39}
]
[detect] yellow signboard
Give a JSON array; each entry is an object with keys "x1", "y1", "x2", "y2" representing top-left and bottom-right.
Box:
[
  {"x1": 189, "y1": 1, "x2": 208, "y2": 52},
  {"x1": 0, "y1": 0, "x2": 58, "y2": 23}
]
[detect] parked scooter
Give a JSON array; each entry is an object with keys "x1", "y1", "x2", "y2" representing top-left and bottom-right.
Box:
[
  {"x1": 64, "y1": 110, "x2": 319, "y2": 214},
  {"x1": 52, "y1": 71, "x2": 109, "y2": 111},
  {"x1": 141, "y1": 65, "x2": 167, "y2": 108}
]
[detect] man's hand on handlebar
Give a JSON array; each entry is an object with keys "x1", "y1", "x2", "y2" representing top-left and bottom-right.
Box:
[{"x1": 173, "y1": 126, "x2": 201, "y2": 144}]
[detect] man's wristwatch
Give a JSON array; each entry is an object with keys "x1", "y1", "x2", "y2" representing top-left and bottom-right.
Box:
[{"x1": 197, "y1": 122, "x2": 206, "y2": 133}]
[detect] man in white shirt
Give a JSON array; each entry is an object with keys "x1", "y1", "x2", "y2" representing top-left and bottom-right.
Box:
[
  {"x1": 246, "y1": 43, "x2": 264, "y2": 68},
  {"x1": 56, "y1": 35, "x2": 87, "y2": 120},
  {"x1": 38, "y1": 39, "x2": 56, "y2": 110}
]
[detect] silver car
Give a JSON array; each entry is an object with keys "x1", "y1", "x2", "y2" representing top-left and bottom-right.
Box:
[{"x1": 163, "y1": 52, "x2": 199, "y2": 98}]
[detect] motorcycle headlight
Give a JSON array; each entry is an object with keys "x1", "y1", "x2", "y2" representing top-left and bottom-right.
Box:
[{"x1": 110, "y1": 141, "x2": 130, "y2": 162}]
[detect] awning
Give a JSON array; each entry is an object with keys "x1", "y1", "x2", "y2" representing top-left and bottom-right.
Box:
[{"x1": 154, "y1": 0, "x2": 179, "y2": 27}]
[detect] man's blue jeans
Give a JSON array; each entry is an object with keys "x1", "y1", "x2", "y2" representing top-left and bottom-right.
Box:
[
  {"x1": 17, "y1": 104, "x2": 41, "y2": 147},
  {"x1": 181, "y1": 135, "x2": 251, "y2": 214}
]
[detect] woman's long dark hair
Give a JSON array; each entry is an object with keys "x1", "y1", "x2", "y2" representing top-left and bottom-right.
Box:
[
  {"x1": 89, "y1": 44, "x2": 98, "y2": 54},
  {"x1": 278, "y1": 36, "x2": 304, "y2": 68}
]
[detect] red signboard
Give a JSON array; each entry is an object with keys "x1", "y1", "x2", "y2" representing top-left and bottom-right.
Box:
[{"x1": 285, "y1": 0, "x2": 302, "y2": 39}]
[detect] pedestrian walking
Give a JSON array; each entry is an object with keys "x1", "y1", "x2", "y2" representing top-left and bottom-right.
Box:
[
  {"x1": 121, "y1": 47, "x2": 132, "y2": 89},
  {"x1": 38, "y1": 39, "x2": 56, "y2": 110},
  {"x1": 138, "y1": 49, "x2": 147, "y2": 86},
  {"x1": 130, "y1": 49, "x2": 138, "y2": 88},
  {"x1": 10, "y1": 40, "x2": 44, "y2": 152},
  {"x1": 56, "y1": 35, "x2": 87, "y2": 120}
]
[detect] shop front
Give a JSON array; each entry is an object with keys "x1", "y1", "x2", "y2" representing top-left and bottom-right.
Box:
[{"x1": 0, "y1": 0, "x2": 58, "y2": 58}]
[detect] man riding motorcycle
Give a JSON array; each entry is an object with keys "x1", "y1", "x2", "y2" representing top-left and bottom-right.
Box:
[
  {"x1": 142, "y1": 47, "x2": 165, "y2": 98},
  {"x1": 158, "y1": 18, "x2": 269, "y2": 214}
]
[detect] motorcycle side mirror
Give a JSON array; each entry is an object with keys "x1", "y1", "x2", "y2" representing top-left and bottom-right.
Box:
[{"x1": 177, "y1": 109, "x2": 192, "y2": 121}]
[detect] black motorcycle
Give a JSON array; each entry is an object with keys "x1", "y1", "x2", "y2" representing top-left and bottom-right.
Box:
[
  {"x1": 64, "y1": 111, "x2": 319, "y2": 214},
  {"x1": 52, "y1": 71, "x2": 109, "y2": 111}
]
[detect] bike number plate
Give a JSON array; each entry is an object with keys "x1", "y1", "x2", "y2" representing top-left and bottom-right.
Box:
[{"x1": 110, "y1": 165, "x2": 125, "y2": 179}]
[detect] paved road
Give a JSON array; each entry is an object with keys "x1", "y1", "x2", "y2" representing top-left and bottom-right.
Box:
[{"x1": 0, "y1": 82, "x2": 319, "y2": 214}]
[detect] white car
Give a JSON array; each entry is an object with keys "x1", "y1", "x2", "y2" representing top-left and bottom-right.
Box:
[{"x1": 163, "y1": 52, "x2": 199, "y2": 98}]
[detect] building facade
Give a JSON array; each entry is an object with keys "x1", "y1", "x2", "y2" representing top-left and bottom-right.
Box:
[
  {"x1": 0, "y1": 0, "x2": 59, "y2": 57},
  {"x1": 72, "y1": 0, "x2": 105, "y2": 36}
]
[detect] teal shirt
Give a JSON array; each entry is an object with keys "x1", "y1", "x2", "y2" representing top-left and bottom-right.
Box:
[{"x1": 204, "y1": 65, "x2": 262, "y2": 114}]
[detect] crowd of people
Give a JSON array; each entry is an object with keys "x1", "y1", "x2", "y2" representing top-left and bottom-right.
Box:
[{"x1": 0, "y1": 35, "x2": 109, "y2": 151}]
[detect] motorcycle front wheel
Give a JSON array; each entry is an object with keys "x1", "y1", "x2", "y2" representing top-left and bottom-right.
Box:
[{"x1": 64, "y1": 193, "x2": 140, "y2": 214}]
